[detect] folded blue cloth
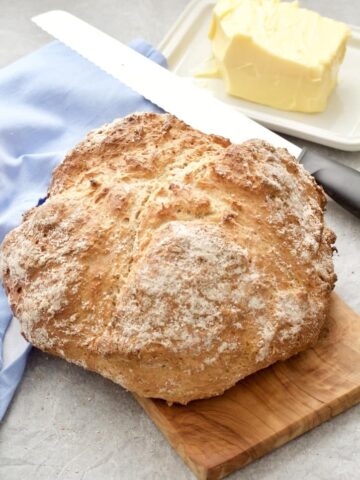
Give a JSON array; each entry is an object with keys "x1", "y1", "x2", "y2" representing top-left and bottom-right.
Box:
[{"x1": 0, "y1": 39, "x2": 166, "y2": 420}]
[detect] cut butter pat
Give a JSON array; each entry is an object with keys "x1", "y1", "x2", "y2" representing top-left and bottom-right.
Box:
[{"x1": 203, "y1": 0, "x2": 350, "y2": 113}]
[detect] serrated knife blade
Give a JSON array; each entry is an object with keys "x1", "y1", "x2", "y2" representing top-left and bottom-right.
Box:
[
  {"x1": 31, "y1": 10, "x2": 360, "y2": 218},
  {"x1": 31, "y1": 10, "x2": 301, "y2": 158}
]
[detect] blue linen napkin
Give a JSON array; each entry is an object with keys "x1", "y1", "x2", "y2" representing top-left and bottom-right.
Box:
[{"x1": 0, "y1": 39, "x2": 166, "y2": 420}]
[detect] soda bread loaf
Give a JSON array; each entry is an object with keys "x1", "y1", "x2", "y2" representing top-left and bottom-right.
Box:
[{"x1": 0, "y1": 113, "x2": 336, "y2": 404}]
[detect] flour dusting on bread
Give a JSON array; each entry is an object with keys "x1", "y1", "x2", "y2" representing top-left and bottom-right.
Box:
[{"x1": 0, "y1": 113, "x2": 336, "y2": 404}]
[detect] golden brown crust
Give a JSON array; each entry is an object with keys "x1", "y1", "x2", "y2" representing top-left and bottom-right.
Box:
[{"x1": 0, "y1": 113, "x2": 336, "y2": 404}]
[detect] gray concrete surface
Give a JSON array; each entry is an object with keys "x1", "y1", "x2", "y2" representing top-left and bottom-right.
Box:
[{"x1": 0, "y1": 1, "x2": 360, "y2": 479}]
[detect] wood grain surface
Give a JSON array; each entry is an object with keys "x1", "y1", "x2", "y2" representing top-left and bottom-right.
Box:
[{"x1": 135, "y1": 293, "x2": 360, "y2": 479}]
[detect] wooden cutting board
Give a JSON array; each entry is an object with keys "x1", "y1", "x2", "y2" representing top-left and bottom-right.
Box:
[{"x1": 135, "y1": 293, "x2": 360, "y2": 479}]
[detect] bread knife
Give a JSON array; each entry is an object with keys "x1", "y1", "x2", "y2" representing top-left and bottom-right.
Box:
[{"x1": 32, "y1": 10, "x2": 360, "y2": 218}]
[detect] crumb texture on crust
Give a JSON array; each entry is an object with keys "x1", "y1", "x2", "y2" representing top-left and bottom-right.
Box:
[{"x1": 0, "y1": 113, "x2": 336, "y2": 404}]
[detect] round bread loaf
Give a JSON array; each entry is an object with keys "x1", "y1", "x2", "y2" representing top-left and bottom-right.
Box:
[{"x1": 0, "y1": 113, "x2": 336, "y2": 404}]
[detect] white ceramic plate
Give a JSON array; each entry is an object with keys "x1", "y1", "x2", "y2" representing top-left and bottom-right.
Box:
[{"x1": 158, "y1": 0, "x2": 360, "y2": 151}]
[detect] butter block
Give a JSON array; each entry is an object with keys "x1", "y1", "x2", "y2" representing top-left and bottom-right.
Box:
[{"x1": 206, "y1": 0, "x2": 350, "y2": 112}]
